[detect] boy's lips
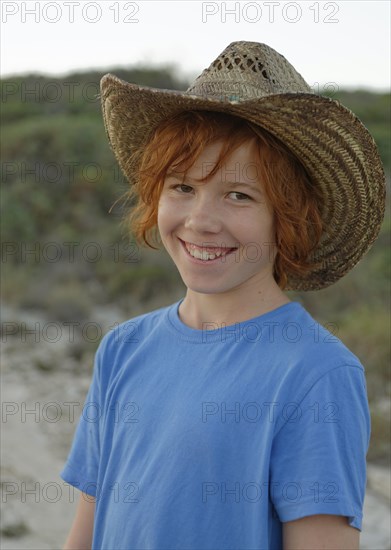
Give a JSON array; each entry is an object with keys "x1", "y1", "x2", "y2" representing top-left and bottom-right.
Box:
[{"x1": 179, "y1": 238, "x2": 238, "y2": 261}]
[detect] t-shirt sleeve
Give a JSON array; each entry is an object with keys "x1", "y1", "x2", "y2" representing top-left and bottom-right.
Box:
[
  {"x1": 270, "y1": 364, "x2": 371, "y2": 531},
  {"x1": 60, "y1": 335, "x2": 107, "y2": 497}
]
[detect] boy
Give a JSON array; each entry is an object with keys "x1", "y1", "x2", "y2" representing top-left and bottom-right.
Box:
[{"x1": 61, "y1": 41, "x2": 385, "y2": 549}]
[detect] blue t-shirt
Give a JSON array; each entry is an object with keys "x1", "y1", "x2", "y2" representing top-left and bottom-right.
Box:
[{"x1": 61, "y1": 301, "x2": 370, "y2": 549}]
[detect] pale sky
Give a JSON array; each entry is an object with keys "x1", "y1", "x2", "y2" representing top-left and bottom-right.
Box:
[{"x1": 1, "y1": 0, "x2": 390, "y2": 90}]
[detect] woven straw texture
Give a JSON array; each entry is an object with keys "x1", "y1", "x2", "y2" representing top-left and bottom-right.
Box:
[{"x1": 100, "y1": 41, "x2": 386, "y2": 291}]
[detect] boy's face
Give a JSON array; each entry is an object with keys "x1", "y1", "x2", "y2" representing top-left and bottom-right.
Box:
[{"x1": 157, "y1": 140, "x2": 277, "y2": 297}]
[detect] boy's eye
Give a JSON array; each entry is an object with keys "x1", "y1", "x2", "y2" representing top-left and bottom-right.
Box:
[
  {"x1": 229, "y1": 191, "x2": 252, "y2": 201},
  {"x1": 175, "y1": 184, "x2": 193, "y2": 193}
]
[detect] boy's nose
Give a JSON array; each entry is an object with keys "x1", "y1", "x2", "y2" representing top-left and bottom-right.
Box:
[{"x1": 184, "y1": 197, "x2": 222, "y2": 234}]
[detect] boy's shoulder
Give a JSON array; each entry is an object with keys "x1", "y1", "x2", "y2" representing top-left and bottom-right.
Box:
[
  {"x1": 272, "y1": 303, "x2": 366, "y2": 398},
  {"x1": 99, "y1": 301, "x2": 175, "y2": 352},
  {"x1": 281, "y1": 302, "x2": 362, "y2": 363}
]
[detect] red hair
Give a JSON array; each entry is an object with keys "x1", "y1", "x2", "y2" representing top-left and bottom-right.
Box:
[{"x1": 124, "y1": 111, "x2": 323, "y2": 289}]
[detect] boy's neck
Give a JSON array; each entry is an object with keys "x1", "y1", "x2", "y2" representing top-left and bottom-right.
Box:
[{"x1": 178, "y1": 282, "x2": 290, "y2": 330}]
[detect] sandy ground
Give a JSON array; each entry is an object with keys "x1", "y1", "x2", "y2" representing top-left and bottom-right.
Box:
[{"x1": 1, "y1": 309, "x2": 390, "y2": 549}]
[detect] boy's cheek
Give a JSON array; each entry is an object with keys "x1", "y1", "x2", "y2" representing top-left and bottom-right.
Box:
[{"x1": 156, "y1": 202, "x2": 169, "y2": 231}]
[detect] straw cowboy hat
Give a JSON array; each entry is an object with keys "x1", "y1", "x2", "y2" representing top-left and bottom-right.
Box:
[{"x1": 100, "y1": 41, "x2": 386, "y2": 291}]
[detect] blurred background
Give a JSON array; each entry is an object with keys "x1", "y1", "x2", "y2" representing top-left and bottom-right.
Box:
[{"x1": 1, "y1": 1, "x2": 390, "y2": 548}]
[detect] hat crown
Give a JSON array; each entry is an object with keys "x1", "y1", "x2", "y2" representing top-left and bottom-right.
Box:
[{"x1": 186, "y1": 41, "x2": 312, "y2": 102}]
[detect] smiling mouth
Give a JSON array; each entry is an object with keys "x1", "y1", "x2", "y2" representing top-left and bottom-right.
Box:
[{"x1": 180, "y1": 239, "x2": 238, "y2": 261}]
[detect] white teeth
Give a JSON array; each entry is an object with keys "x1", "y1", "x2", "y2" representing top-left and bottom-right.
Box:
[{"x1": 184, "y1": 242, "x2": 229, "y2": 261}]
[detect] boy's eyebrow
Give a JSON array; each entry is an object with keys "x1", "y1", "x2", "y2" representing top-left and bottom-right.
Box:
[
  {"x1": 165, "y1": 172, "x2": 190, "y2": 181},
  {"x1": 166, "y1": 172, "x2": 262, "y2": 192},
  {"x1": 224, "y1": 181, "x2": 262, "y2": 192}
]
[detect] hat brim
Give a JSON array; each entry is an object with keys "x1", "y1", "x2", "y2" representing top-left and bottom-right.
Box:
[{"x1": 100, "y1": 74, "x2": 386, "y2": 291}]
